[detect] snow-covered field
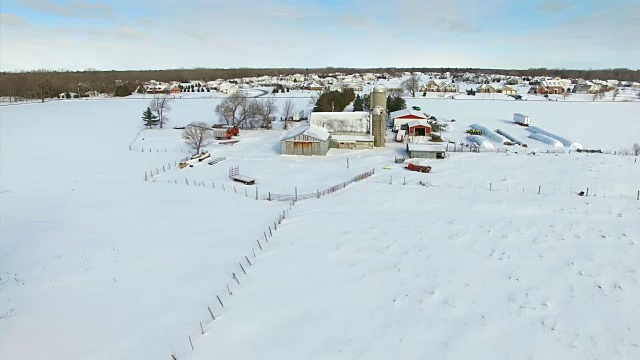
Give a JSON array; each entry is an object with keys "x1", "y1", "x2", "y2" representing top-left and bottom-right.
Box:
[{"x1": 1, "y1": 96, "x2": 639, "y2": 360}]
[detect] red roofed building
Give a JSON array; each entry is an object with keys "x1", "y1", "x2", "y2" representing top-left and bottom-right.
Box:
[{"x1": 390, "y1": 109, "x2": 430, "y2": 131}]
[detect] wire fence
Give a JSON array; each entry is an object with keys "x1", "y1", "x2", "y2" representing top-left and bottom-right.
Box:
[
  {"x1": 375, "y1": 176, "x2": 640, "y2": 201},
  {"x1": 168, "y1": 201, "x2": 296, "y2": 360},
  {"x1": 265, "y1": 169, "x2": 375, "y2": 201}
]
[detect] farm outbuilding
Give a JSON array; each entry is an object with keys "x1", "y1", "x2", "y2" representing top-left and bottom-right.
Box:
[
  {"x1": 407, "y1": 143, "x2": 446, "y2": 159},
  {"x1": 330, "y1": 134, "x2": 374, "y2": 150},
  {"x1": 406, "y1": 119, "x2": 432, "y2": 136},
  {"x1": 390, "y1": 109, "x2": 429, "y2": 131},
  {"x1": 309, "y1": 112, "x2": 369, "y2": 134},
  {"x1": 280, "y1": 125, "x2": 330, "y2": 156}
]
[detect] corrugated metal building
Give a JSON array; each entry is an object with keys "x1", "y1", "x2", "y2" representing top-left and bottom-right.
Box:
[
  {"x1": 280, "y1": 125, "x2": 330, "y2": 156},
  {"x1": 407, "y1": 143, "x2": 446, "y2": 159},
  {"x1": 330, "y1": 134, "x2": 374, "y2": 150}
]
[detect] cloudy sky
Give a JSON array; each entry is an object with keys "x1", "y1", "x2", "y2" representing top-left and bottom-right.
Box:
[{"x1": 0, "y1": 0, "x2": 638, "y2": 71}]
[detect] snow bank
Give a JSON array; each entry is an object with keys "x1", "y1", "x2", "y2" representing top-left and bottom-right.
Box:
[
  {"x1": 466, "y1": 135, "x2": 494, "y2": 149},
  {"x1": 528, "y1": 133, "x2": 563, "y2": 147},
  {"x1": 528, "y1": 126, "x2": 583, "y2": 149},
  {"x1": 470, "y1": 123, "x2": 510, "y2": 144}
]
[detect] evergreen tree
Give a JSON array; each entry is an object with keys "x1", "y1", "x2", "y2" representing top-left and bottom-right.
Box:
[
  {"x1": 206, "y1": 88, "x2": 210, "y2": 92},
  {"x1": 142, "y1": 106, "x2": 159, "y2": 128},
  {"x1": 387, "y1": 95, "x2": 406, "y2": 113},
  {"x1": 114, "y1": 84, "x2": 132, "y2": 97},
  {"x1": 353, "y1": 94, "x2": 364, "y2": 111}
]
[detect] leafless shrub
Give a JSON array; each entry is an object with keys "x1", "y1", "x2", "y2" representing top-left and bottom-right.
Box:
[{"x1": 182, "y1": 122, "x2": 214, "y2": 154}]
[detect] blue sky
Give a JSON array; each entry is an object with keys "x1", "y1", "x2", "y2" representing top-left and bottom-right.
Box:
[{"x1": 1, "y1": 0, "x2": 638, "y2": 71}]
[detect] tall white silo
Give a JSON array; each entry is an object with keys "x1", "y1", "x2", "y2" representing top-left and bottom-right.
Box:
[{"x1": 371, "y1": 85, "x2": 387, "y2": 147}]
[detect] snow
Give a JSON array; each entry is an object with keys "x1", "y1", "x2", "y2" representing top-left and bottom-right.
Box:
[
  {"x1": 528, "y1": 126, "x2": 583, "y2": 149},
  {"x1": 407, "y1": 143, "x2": 445, "y2": 152},
  {"x1": 389, "y1": 109, "x2": 428, "y2": 119},
  {"x1": 309, "y1": 112, "x2": 370, "y2": 134},
  {"x1": 529, "y1": 133, "x2": 564, "y2": 147},
  {"x1": 470, "y1": 123, "x2": 510, "y2": 144},
  {"x1": 1, "y1": 94, "x2": 640, "y2": 360},
  {"x1": 185, "y1": 182, "x2": 640, "y2": 360},
  {"x1": 281, "y1": 124, "x2": 330, "y2": 142},
  {"x1": 406, "y1": 119, "x2": 432, "y2": 129},
  {"x1": 466, "y1": 135, "x2": 495, "y2": 149},
  {"x1": 330, "y1": 134, "x2": 374, "y2": 142}
]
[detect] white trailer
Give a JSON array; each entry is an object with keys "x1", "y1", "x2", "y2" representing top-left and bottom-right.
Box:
[{"x1": 513, "y1": 113, "x2": 531, "y2": 126}]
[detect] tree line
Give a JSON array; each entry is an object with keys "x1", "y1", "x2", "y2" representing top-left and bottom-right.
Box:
[{"x1": 2, "y1": 67, "x2": 638, "y2": 100}]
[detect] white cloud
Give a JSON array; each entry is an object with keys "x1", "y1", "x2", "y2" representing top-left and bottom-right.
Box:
[
  {"x1": 0, "y1": 13, "x2": 30, "y2": 27},
  {"x1": 17, "y1": 0, "x2": 114, "y2": 18}
]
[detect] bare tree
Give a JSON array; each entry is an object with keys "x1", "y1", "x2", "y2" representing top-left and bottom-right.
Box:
[
  {"x1": 282, "y1": 98, "x2": 295, "y2": 130},
  {"x1": 214, "y1": 93, "x2": 262, "y2": 129},
  {"x1": 256, "y1": 97, "x2": 278, "y2": 129},
  {"x1": 389, "y1": 88, "x2": 404, "y2": 98},
  {"x1": 612, "y1": 88, "x2": 619, "y2": 102},
  {"x1": 182, "y1": 122, "x2": 214, "y2": 154},
  {"x1": 632, "y1": 143, "x2": 640, "y2": 156},
  {"x1": 401, "y1": 75, "x2": 421, "y2": 97},
  {"x1": 149, "y1": 95, "x2": 173, "y2": 129}
]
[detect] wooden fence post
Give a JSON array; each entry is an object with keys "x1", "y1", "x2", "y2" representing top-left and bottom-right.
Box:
[
  {"x1": 538, "y1": 185, "x2": 541, "y2": 194},
  {"x1": 189, "y1": 336, "x2": 194, "y2": 351},
  {"x1": 255, "y1": 187, "x2": 258, "y2": 200},
  {"x1": 217, "y1": 295, "x2": 224, "y2": 307},
  {"x1": 245, "y1": 189, "x2": 248, "y2": 197},
  {"x1": 239, "y1": 263, "x2": 246, "y2": 274},
  {"x1": 233, "y1": 273, "x2": 240, "y2": 284},
  {"x1": 295, "y1": 187, "x2": 298, "y2": 202},
  {"x1": 257, "y1": 239, "x2": 263, "y2": 250},
  {"x1": 317, "y1": 189, "x2": 320, "y2": 198},
  {"x1": 245, "y1": 255, "x2": 252, "y2": 266},
  {"x1": 490, "y1": 183, "x2": 492, "y2": 191},
  {"x1": 185, "y1": 178, "x2": 189, "y2": 185},
  {"x1": 208, "y1": 306, "x2": 215, "y2": 320},
  {"x1": 347, "y1": 158, "x2": 349, "y2": 169},
  {"x1": 586, "y1": 187, "x2": 589, "y2": 196},
  {"x1": 637, "y1": 190, "x2": 639, "y2": 200},
  {"x1": 200, "y1": 321, "x2": 205, "y2": 335}
]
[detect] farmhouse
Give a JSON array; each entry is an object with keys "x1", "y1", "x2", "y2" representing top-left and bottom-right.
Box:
[
  {"x1": 280, "y1": 124, "x2": 330, "y2": 156},
  {"x1": 406, "y1": 119, "x2": 432, "y2": 137},
  {"x1": 407, "y1": 143, "x2": 446, "y2": 159},
  {"x1": 390, "y1": 109, "x2": 429, "y2": 130}
]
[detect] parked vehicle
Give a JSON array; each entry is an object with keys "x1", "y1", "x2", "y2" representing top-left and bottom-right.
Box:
[
  {"x1": 405, "y1": 163, "x2": 432, "y2": 173},
  {"x1": 513, "y1": 113, "x2": 531, "y2": 126},
  {"x1": 213, "y1": 126, "x2": 239, "y2": 140}
]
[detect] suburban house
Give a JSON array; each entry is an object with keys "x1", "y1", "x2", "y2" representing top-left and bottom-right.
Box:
[
  {"x1": 389, "y1": 109, "x2": 429, "y2": 131},
  {"x1": 170, "y1": 85, "x2": 182, "y2": 94},
  {"x1": 476, "y1": 84, "x2": 497, "y2": 93},
  {"x1": 537, "y1": 80, "x2": 566, "y2": 94},
  {"x1": 501, "y1": 85, "x2": 518, "y2": 95},
  {"x1": 407, "y1": 143, "x2": 446, "y2": 159},
  {"x1": 280, "y1": 124, "x2": 330, "y2": 156},
  {"x1": 421, "y1": 80, "x2": 457, "y2": 92},
  {"x1": 573, "y1": 82, "x2": 601, "y2": 94},
  {"x1": 307, "y1": 81, "x2": 324, "y2": 91},
  {"x1": 218, "y1": 82, "x2": 239, "y2": 94}
]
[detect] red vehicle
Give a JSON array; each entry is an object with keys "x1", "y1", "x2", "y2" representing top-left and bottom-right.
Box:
[
  {"x1": 405, "y1": 162, "x2": 432, "y2": 173},
  {"x1": 213, "y1": 126, "x2": 240, "y2": 140}
]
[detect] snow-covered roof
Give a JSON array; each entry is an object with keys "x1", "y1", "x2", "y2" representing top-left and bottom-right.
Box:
[
  {"x1": 330, "y1": 134, "x2": 374, "y2": 142},
  {"x1": 407, "y1": 143, "x2": 445, "y2": 152},
  {"x1": 309, "y1": 112, "x2": 369, "y2": 134},
  {"x1": 281, "y1": 124, "x2": 330, "y2": 142},
  {"x1": 406, "y1": 119, "x2": 432, "y2": 128},
  {"x1": 389, "y1": 109, "x2": 428, "y2": 120},
  {"x1": 541, "y1": 80, "x2": 565, "y2": 87}
]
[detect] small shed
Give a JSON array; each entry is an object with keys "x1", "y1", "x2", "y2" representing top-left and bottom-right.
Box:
[
  {"x1": 280, "y1": 125, "x2": 330, "y2": 156},
  {"x1": 407, "y1": 143, "x2": 445, "y2": 159},
  {"x1": 330, "y1": 134, "x2": 374, "y2": 150},
  {"x1": 390, "y1": 109, "x2": 429, "y2": 130},
  {"x1": 406, "y1": 119, "x2": 432, "y2": 136}
]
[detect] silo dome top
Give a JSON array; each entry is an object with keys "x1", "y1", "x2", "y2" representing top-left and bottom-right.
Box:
[{"x1": 372, "y1": 85, "x2": 388, "y2": 93}]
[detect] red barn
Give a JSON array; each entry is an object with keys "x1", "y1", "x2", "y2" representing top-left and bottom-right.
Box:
[
  {"x1": 407, "y1": 119, "x2": 432, "y2": 136},
  {"x1": 390, "y1": 109, "x2": 430, "y2": 131}
]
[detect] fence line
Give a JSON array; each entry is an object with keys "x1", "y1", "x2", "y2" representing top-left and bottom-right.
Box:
[
  {"x1": 169, "y1": 201, "x2": 296, "y2": 360},
  {"x1": 265, "y1": 169, "x2": 375, "y2": 201},
  {"x1": 376, "y1": 177, "x2": 640, "y2": 201}
]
